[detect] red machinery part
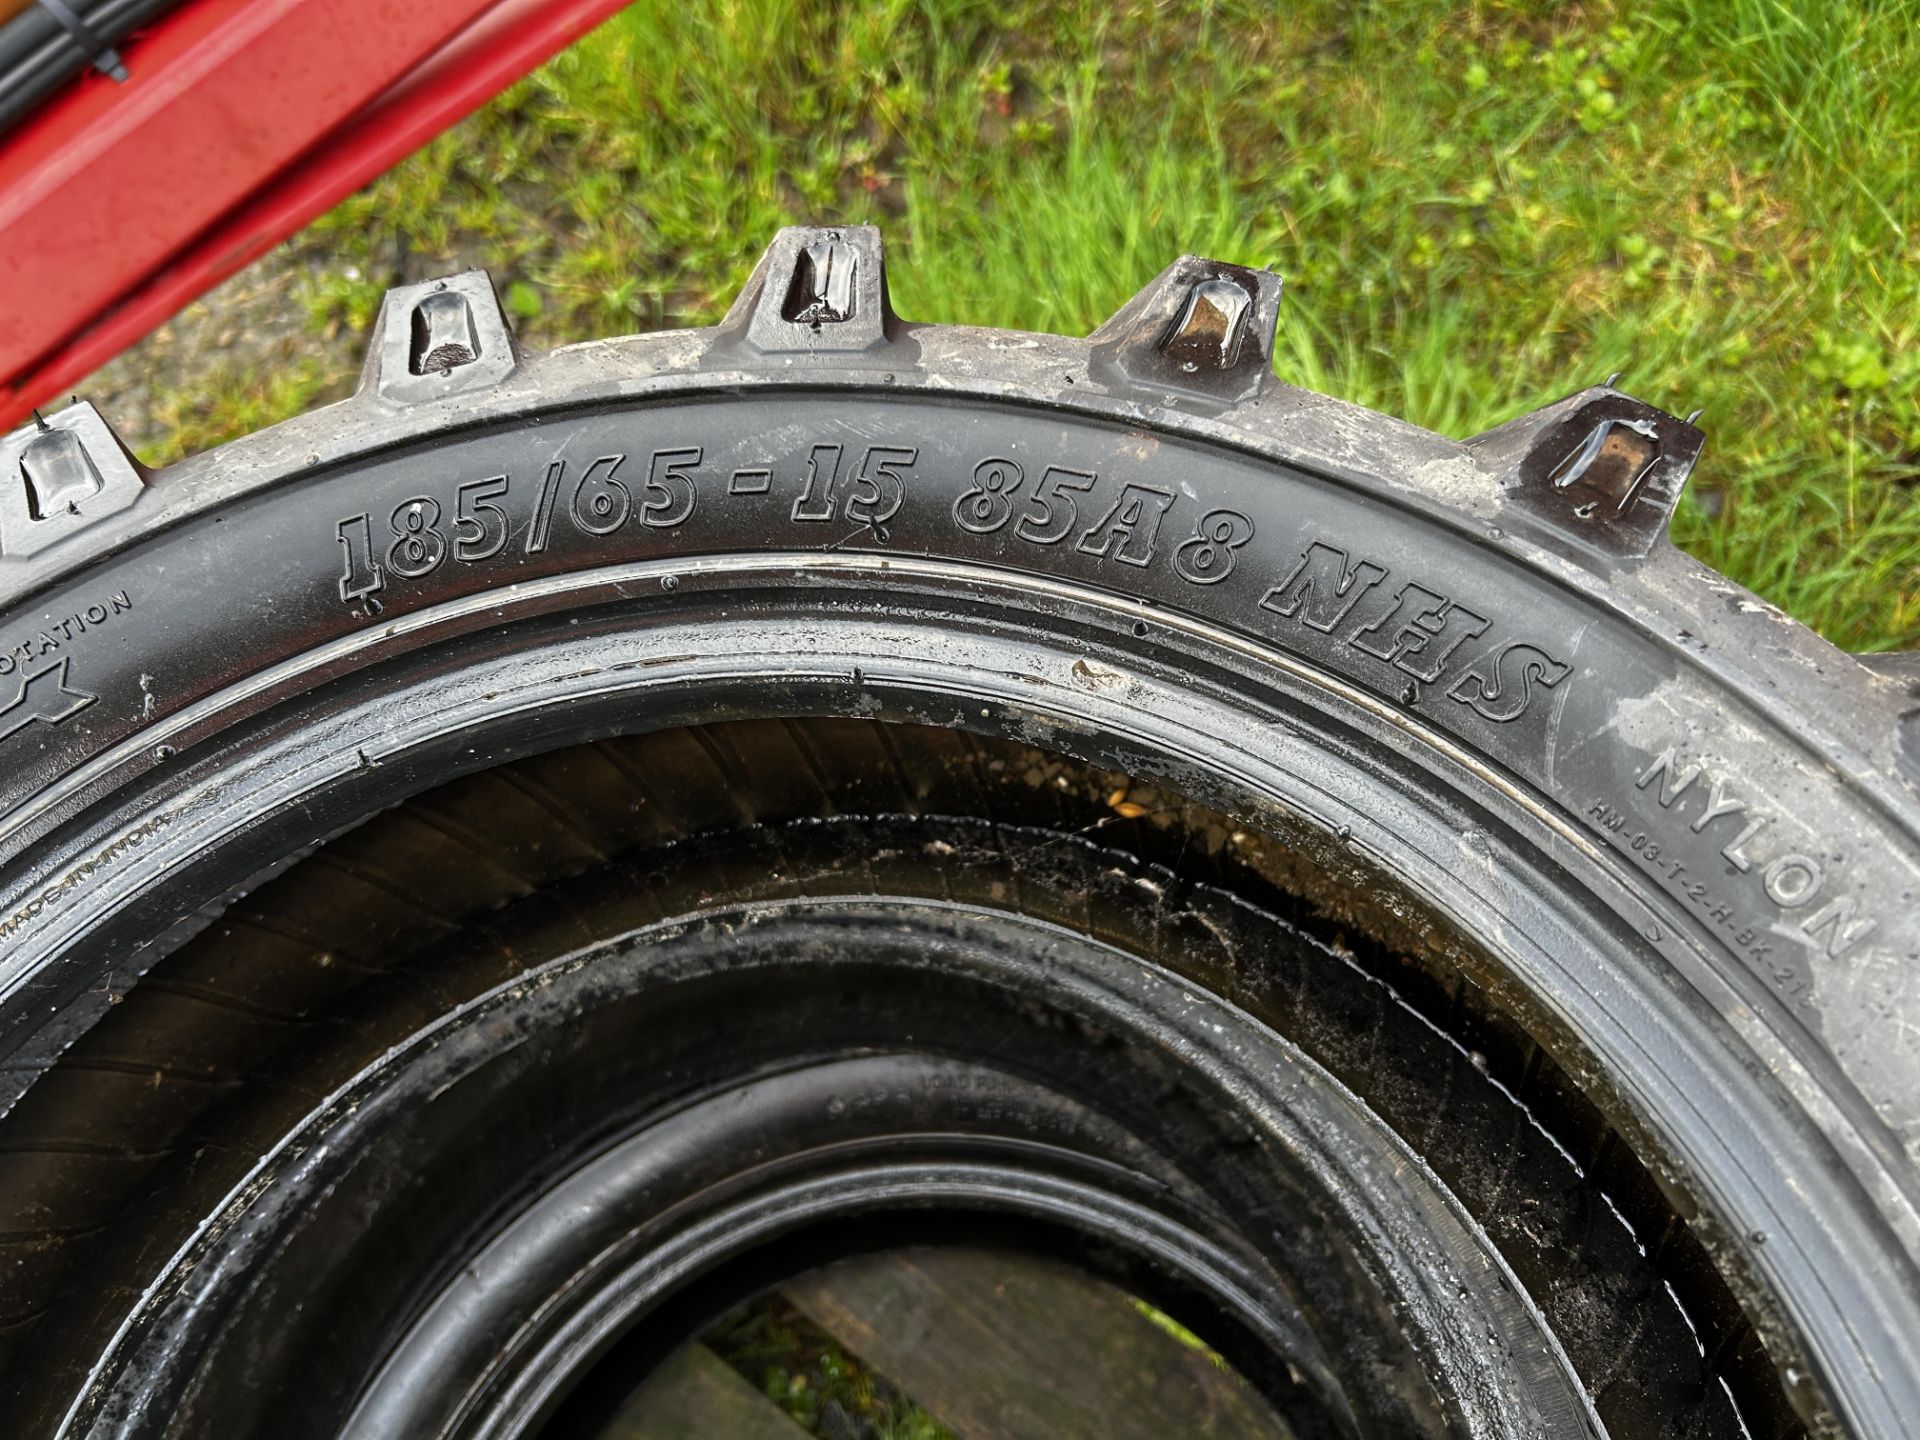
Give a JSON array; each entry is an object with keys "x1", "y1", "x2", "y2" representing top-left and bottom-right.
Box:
[{"x1": 0, "y1": 0, "x2": 629, "y2": 432}]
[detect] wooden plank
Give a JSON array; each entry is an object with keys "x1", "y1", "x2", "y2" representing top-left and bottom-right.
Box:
[
  {"x1": 785, "y1": 1248, "x2": 1291, "y2": 1440},
  {"x1": 603, "y1": 1340, "x2": 812, "y2": 1440}
]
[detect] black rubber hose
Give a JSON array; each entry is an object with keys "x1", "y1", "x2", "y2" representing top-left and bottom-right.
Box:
[{"x1": 0, "y1": 0, "x2": 180, "y2": 137}]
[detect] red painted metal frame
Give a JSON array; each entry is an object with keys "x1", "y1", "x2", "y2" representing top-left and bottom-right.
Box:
[{"x1": 0, "y1": 0, "x2": 628, "y2": 431}]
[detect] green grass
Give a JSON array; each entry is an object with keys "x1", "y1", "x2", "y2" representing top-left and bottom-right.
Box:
[
  {"x1": 147, "y1": 0, "x2": 1920, "y2": 650},
  {"x1": 704, "y1": 1293, "x2": 956, "y2": 1439}
]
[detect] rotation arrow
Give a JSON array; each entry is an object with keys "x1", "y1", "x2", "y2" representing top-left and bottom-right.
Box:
[{"x1": 0, "y1": 659, "x2": 98, "y2": 744}]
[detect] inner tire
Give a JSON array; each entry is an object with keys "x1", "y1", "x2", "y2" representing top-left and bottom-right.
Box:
[{"x1": 5, "y1": 730, "x2": 1753, "y2": 1437}]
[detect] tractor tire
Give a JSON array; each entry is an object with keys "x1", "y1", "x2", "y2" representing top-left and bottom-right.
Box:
[{"x1": 0, "y1": 227, "x2": 1915, "y2": 1439}]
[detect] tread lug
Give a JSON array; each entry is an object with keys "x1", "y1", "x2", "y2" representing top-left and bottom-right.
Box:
[
  {"x1": 1469, "y1": 386, "x2": 1704, "y2": 560},
  {"x1": 1858, "y1": 652, "x2": 1920, "y2": 786},
  {"x1": 717, "y1": 225, "x2": 898, "y2": 355},
  {"x1": 1087, "y1": 256, "x2": 1281, "y2": 405},
  {"x1": 362, "y1": 271, "x2": 519, "y2": 406},
  {"x1": 0, "y1": 402, "x2": 144, "y2": 558}
]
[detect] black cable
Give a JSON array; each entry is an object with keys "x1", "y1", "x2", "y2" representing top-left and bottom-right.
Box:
[
  {"x1": 0, "y1": 0, "x2": 180, "y2": 137},
  {"x1": 36, "y1": 0, "x2": 129, "y2": 82}
]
